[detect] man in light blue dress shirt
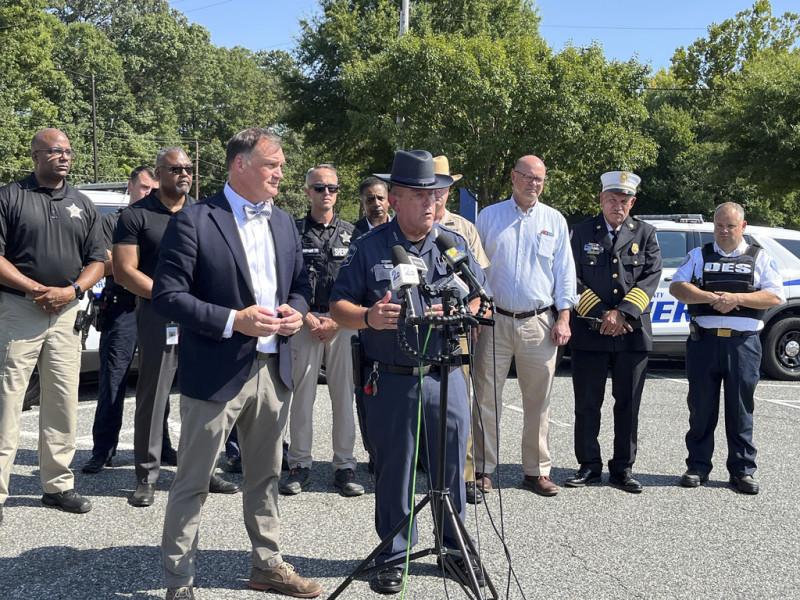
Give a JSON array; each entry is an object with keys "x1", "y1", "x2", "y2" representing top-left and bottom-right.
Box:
[{"x1": 472, "y1": 155, "x2": 578, "y2": 498}]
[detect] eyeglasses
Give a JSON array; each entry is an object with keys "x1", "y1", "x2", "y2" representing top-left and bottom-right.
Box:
[
  {"x1": 310, "y1": 184, "x2": 339, "y2": 194},
  {"x1": 34, "y1": 148, "x2": 75, "y2": 158},
  {"x1": 513, "y1": 170, "x2": 546, "y2": 185},
  {"x1": 160, "y1": 165, "x2": 195, "y2": 176}
]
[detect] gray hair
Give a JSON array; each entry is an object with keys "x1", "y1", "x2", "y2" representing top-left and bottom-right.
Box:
[
  {"x1": 156, "y1": 147, "x2": 188, "y2": 166},
  {"x1": 225, "y1": 128, "x2": 282, "y2": 171},
  {"x1": 714, "y1": 202, "x2": 745, "y2": 221},
  {"x1": 305, "y1": 164, "x2": 338, "y2": 187}
]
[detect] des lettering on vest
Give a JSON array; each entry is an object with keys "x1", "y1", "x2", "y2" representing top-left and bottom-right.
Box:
[{"x1": 703, "y1": 262, "x2": 754, "y2": 274}]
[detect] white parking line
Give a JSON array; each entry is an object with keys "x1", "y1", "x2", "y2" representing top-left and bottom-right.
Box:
[{"x1": 760, "y1": 398, "x2": 800, "y2": 410}]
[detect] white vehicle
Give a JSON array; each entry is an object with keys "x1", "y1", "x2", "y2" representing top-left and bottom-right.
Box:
[{"x1": 643, "y1": 214, "x2": 800, "y2": 381}]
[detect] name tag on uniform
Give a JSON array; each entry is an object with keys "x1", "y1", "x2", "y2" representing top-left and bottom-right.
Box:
[
  {"x1": 584, "y1": 242, "x2": 602, "y2": 255},
  {"x1": 166, "y1": 322, "x2": 179, "y2": 346},
  {"x1": 303, "y1": 248, "x2": 320, "y2": 255},
  {"x1": 332, "y1": 247, "x2": 348, "y2": 258}
]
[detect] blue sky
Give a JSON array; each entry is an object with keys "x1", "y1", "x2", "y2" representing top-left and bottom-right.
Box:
[{"x1": 180, "y1": 0, "x2": 799, "y2": 72}]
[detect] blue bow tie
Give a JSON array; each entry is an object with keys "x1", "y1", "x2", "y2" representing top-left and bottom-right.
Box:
[{"x1": 243, "y1": 202, "x2": 272, "y2": 221}]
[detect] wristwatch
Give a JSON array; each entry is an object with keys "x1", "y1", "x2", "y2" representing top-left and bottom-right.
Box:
[{"x1": 71, "y1": 283, "x2": 84, "y2": 299}]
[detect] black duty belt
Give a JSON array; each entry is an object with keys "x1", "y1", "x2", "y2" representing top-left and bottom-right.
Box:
[
  {"x1": 309, "y1": 304, "x2": 330, "y2": 313},
  {"x1": 495, "y1": 306, "x2": 552, "y2": 319},
  {"x1": 0, "y1": 285, "x2": 25, "y2": 297},
  {"x1": 366, "y1": 360, "x2": 452, "y2": 376},
  {"x1": 700, "y1": 327, "x2": 757, "y2": 338}
]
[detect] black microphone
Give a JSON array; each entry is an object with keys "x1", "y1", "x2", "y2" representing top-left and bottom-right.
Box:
[
  {"x1": 390, "y1": 245, "x2": 419, "y2": 319},
  {"x1": 434, "y1": 232, "x2": 490, "y2": 301}
]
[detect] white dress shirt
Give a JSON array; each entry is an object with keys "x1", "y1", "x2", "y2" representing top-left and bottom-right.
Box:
[
  {"x1": 222, "y1": 182, "x2": 279, "y2": 352},
  {"x1": 672, "y1": 239, "x2": 785, "y2": 331},
  {"x1": 476, "y1": 197, "x2": 578, "y2": 312}
]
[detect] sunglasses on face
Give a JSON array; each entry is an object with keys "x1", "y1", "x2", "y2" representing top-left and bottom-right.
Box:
[
  {"x1": 310, "y1": 184, "x2": 339, "y2": 194},
  {"x1": 161, "y1": 165, "x2": 195, "y2": 176}
]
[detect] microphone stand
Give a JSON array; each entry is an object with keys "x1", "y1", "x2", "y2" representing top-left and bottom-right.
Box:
[{"x1": 329, "y1": 287, "x2": 497, "y2": 600}]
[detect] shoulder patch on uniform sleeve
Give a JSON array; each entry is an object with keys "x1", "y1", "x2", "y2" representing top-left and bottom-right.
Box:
[
  {"x1": 770, "y1": 258, "x2": 779, "y2": 272},
  {"x1": 342, "y1": 244, "x2": 357, "y2": 267}
]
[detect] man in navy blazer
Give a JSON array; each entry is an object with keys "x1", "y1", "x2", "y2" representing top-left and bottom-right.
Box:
[{"x1": 153, "y1": 129, "x2": 321, "y2": 600}]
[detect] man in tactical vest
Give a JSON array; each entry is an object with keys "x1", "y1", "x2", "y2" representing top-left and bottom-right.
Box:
[
  {"x1": 670, "y1": 202, "x2": 784, "y2": 495},
  {"x1": 280, "y1": 164, "x2": 363, "y2": 497}
]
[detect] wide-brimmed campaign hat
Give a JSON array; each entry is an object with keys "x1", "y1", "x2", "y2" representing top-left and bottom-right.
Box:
[
  {"x1": 375, "y1": 150, "x2": 454, "y2": 190},
  {"x1": 432, "y1": 155, "x2": 463, "y2": 182}
]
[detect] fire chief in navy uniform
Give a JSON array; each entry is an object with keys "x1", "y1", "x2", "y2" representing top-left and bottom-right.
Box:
[
  {"x1": 152, "y1": 129, "x2": 321, "y2": 599},
  {"x1": 567, "y1": 171, "x2": 662, "y2": 494}
]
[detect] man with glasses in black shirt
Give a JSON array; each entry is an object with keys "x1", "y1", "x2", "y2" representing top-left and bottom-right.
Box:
[
  {"x1": 0, "y1": 128, "x2": 105, "y2": 523},
  {"x1": 280, "y1": 164, "x2": 362, "y2": 497},
  {"x1": 114, "y1": 148, "x2": 240, "y2": 507}
]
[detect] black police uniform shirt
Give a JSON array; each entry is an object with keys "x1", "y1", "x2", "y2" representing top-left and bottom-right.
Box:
[
  {"x1": 113, "y1": 190, "x2": 196, "y2": 280},
  {"x1": 330, "y1": 219, "x2": 489, "y2": 366},
  {"x1": 0, "y1": 174, "x2": 106, "y2": 286},
  {"x1": 569, "y1": 213, "x2": 662, "y2": 352},
  {"x1": 296, "y1": 213, "x2": 356, "y2": 312},
  {"x1": 102, "y1": 210, "x2": 136, "y2": 301}
]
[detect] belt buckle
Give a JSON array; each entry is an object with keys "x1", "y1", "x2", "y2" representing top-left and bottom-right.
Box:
[{"x1": 718, "y1": 329, "x2": 732, "y2": 338}]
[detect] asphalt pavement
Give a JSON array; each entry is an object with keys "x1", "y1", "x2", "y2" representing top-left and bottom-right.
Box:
[{"x1": 2, "y1": 360, "x2": 799, "y2": 600}]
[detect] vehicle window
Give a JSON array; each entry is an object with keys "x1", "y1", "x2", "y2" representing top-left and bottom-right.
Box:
[
  {"x1": 773, "y1": 238, "x2": 800, "y2": 261},
  {"x1": 95, "y1": 205, "x2": 122, "y2": 216},
  {"x1": 655, "y1": 231, "x2": 690, "y2": 267},
  {"x1": 698, "y1": 232, "x2": 754, "y2": 247}
]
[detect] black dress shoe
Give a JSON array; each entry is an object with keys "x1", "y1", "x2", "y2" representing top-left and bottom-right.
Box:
[
  {"x1": 223, "y1": 456, "x2": 242, "y2": 473},
  {"x1": 564, "y1": 467, "x2": 602, "y2": 488},
  {"x1": 438, "y1": 554, "x2": 485, "y2": 587},
  {"x1": 42, "y1": 489, "x2": 92, "y2": 513},
  {"x1": 209, "y1": 474, "x2": 240, "y2": 494},
  {"x1": 679, "y1": 469, "x2": 709, "y2": 488},
  {"x1": 130, "y1": 483, "x2": 156, "y2": 507},
  {"x1": 609, "y1": 471, "x2": 643, "y2": 494},
  {"x1": 375, "y1": 566, "x2": 404, "y2": 594},
  {"x1": 465, "y1": 481, "x2": 484, "y2": 505},
  {"x1": 161, "y1": 446, "x2": 178, "y2": 466},
  {"x1": 730, "y1": 474, "x2": 759, "y2": 495},
  {"x1": 82, "y1": 454, "x2": 112, "y2": 474}
]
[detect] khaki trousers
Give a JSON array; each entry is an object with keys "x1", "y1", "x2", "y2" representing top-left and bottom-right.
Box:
[
  {"x1": 288, "y1": 315, "x2": 356, "y2": 471},
  {"x1": 0, "y1": 292, "x2": 81, "y2": 504},
  {"x1": 162, "y1": 355, "x2": 289, "y2": 588},
  {"x1": 472, "y1": 311, "x2": 557, "y2": 477}
]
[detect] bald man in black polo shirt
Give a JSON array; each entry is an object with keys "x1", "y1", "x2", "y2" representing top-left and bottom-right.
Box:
[{"x1": 0, "y1": 128, "x2": 106, "y2": 523}]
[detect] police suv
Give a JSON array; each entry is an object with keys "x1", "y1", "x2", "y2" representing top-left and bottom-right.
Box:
[{"x1": 644, "y1": 214, "x2": 800, "y2": 381}]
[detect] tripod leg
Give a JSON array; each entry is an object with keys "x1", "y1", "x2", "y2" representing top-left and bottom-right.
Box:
[
  {"x1": 328, "y1": 496, "x2": 432, "y2": 599},
  {"x1": 440, "y1": 493, "x2": 498, "y2": 600}
]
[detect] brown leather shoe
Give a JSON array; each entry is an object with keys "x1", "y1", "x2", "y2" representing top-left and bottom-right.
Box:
[
  {"x1": 522, "y1": 475, "x2": 560, "y2": 496},
  {"x1": 474, "y1": 473, "x2": 493, "y2": 492},
  {"x1": 248, "y1": 562, "x2": 323, "y2": 598}
]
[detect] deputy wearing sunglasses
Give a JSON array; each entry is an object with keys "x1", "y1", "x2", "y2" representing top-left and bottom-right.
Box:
[
  {"x1": 280, "y1": 164, "x2": 364, "y2": 498},
  {"x1": 114, "y1": 148, "x2": 239, "y2": 507}
]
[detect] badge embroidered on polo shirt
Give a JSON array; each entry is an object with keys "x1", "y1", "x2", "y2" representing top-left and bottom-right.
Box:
[
  {"x1": 340, "y1": 231, "x2": 352, "y2": 244},
  {"x1": 66, "y1": 203, "x2": 83, "y2": 218}
]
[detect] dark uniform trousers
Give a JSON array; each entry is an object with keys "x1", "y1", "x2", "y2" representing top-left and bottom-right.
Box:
[
  {"x1": 365, "y1": 367, "x2": 469, "y2": 565},
  {"x1": 569, "y1": 213, "x2": 662, "y2": 476},
  {"x1": 134, "y1": 298, "x2": 177, "y2": 484},
  {"x1": 571, "y1": 349, "x2": 647, "y2": 474},
  {"x1": 685, "y1": 332, "x2": 760, "y2": 477},
  {"x1": 91, "y1": 300, "x2": 138, "y2": 459}
]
